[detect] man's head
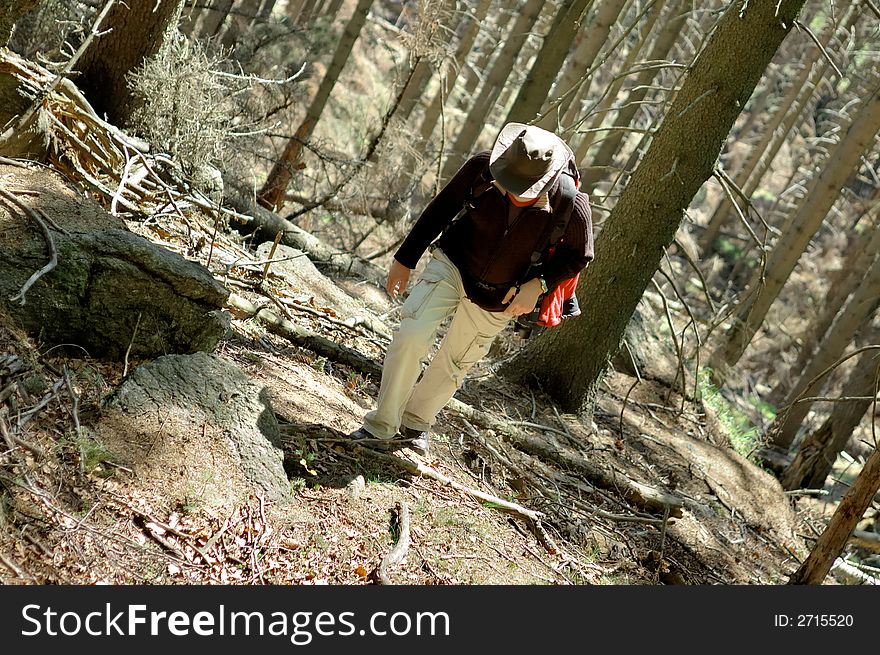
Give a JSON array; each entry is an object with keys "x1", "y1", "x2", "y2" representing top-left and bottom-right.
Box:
[{"x1": 489, "y1": 123, "x2": 572, "y2": 200}]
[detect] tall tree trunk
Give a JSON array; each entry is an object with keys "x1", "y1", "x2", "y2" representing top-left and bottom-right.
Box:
[
  {"x1": 455, "y1": 0, "x2": 516, "y2": 111},
  {"x1": 572, "y1": 0, "x2": 665, "y2": 168},
  {"x1": 416, "y1": 0, "x2": 493, "y2": 146},
  {"x1": 257, "y1": 0, "x2": 374, "y2": 211},
  {"x1": 439, "y1": 0, "x2": 545, "y2": 182},
  {"x1": 782, "y1": 331, "x2": 880, "y2": 491},
  {"x1": 222, "y1": 0, "x2": 262, "y2": 49},
  {"x1": 286, "y1": 0, "x2": 307, "y2": 23},
  {"x1": 500, "y1": 0, "x2": 807, "y2": 413},
  {"x1": 503, "y1": 0, "x2": 593, "y2": 126},
  {"x1": 391, "y1": 0, "x2": 458, "y2": 124},
  {"x1": 540, "y1": 0, "x2": 629, "y2": 130},
  {"x1": 199, "y1": 0, "x2": 235, "y2": 38},
  {"x1": 583, "y1": 3, "x2": 688, "y2": 185},
  {"x1": 773, "y1": 220, "x2": 880, "y2": 404},
  {"x1": 698, "y1": 11, "x2": 849, "y2": 256},
  {"x1": 788, "y1": 445, "x2": 880, "y2": 584},
  {"x1": 706, "y1": 74, "x2": 880, "y2": 385},
  {"x1": 768, "y1": 255, "x2": 880, "y2": 449},
  {"x1": 76, "y1": 0, "x2": 185, "y2": 127}
]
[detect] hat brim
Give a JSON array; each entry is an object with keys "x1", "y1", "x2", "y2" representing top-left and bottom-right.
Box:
[{"x1": 489, "y1": 123, "x2": 573, "y2": 199}]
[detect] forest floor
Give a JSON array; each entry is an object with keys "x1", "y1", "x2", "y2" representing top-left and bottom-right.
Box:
[{"x1": 0, "y1": 160, "x2": 841, "y2": 586}]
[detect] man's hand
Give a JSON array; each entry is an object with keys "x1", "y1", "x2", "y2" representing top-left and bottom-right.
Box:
[
  {"x1": 502, "y1": 278, "x2": 544, "y2": 316},
  {"x1": 386, "y1": 259, "x2": 412, "y2": 300}
]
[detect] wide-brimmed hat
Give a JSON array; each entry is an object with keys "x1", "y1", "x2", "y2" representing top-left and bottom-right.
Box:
[{"x1": 489, "y1": 123, "x2": 572, "y2": 199}]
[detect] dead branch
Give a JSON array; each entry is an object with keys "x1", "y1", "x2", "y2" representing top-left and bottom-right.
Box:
[
  {"x1": 0, "y1": 191, "x2": 58, "y2": 305},
  {"x1": 849, "y1": 529, "x2": 880, "y2": 553},
  {"x1": 226, "y1": 293, "x2": 383, "y2": 378},
  {"x1": 374, "y1": 501, "x2": 411, "y2": 585},
  {"x1": 0, "y1": 0, "x2": 117, "y2": 147},
  {"x1": 278, "y1": 423, "x2": 545, "y2": 525},
  {"x1": 446, "y1": 398, "x2": 685, "y2": 518}
]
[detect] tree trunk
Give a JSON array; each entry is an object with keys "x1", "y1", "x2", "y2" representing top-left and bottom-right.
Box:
[
  {"x1": 782, "y1": 333, "x2": 880, "y2": 491},
  {"x1": 257, "y1": 0, "x2": 374, "y2": 211},
  {"x1": 76, "y1": 0, "x2": 185, "y2": 127},
  {"x1": 500, "y1": 0, "x2": 807, "y2": 414},
  {"x1": 540, "y1": 0, "x2": 629, "y2": 130},
  {"x1": 502, "y1": 0, "x2": 593, "y2": 126},
  {"x1": 415, "y1": 0, "x2": 493, "y2": 146},
  {"x1": 768, "y1": 255, "x2": 880, "y2": 449},
  {"x1": 0, "y1": 0, "x2": 36, "y2": 46},
  {"x1": 390, "y1": 0, "x2": 458, "y2": 124},
  {"x1": 573, "y1": 0, "x2": 665, "y2": 168},
  {"x1": 455, "y1": 0, "x2": 516, "y2": 111},
  {"x1": 699, "y1": 53, "x2": 827, "y2": 254},
  {"x1": 222, "y1": 0, "x2": 262, "y2": 49},
  {"x1": 583, "y1": 3, "x2": 688, "y2": 185},
  {"x1": 788, "y1": 445, "x2": 880, "y2": 584},
  {"x1": 439, "y1": 0, "x2": 546, "y2": 183},
  {"x1": 197, "y1": 0, "x2": 234, "y2": 37},
  {"x1": 706, "y1": 73, "x2": 880, "y2": 385},
  {"x1": 773, "y1": 221, "x2": 880, "y2": 404}
]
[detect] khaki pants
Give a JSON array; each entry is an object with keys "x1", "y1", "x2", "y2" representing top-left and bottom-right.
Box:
[{"x1": 363, "y1": 249, "x2": 512, "y2": 439}]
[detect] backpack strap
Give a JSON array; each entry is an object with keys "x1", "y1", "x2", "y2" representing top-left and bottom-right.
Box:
[{"x1": 526, "y1": 164, "x2": 579, "y2": 269}]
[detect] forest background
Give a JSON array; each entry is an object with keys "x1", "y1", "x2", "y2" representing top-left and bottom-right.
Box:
[{"x1": 0, "y1": 0, "x2": 878, "y2": 586}]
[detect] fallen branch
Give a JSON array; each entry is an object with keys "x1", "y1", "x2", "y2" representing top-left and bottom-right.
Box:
[
  {"x1": 374, "y1": 501, "x2": 411, "y2": 585},
  {"x1": 0, "y1": 191, "x2": 58, "y2": 305},
  {"x1": 446, "y1": 398, "x2": 684, "y2": 518},
  {"x1": 849, "y1": 529, "x2": 880, "y2": 553},
  {"x1": 226, "y1": 293, "x2": 382, "y2": 378},
  {"x1": 279, "y1": 423, "x2": 544, "y2": 525}
]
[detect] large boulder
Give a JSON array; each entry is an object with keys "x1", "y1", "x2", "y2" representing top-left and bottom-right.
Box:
[
  {"x1": 0, "y1": 163, "x2": 229, "y2": 358},
  {"x1": 96, "y1": 353, "x2": 290, "y2": 507}
]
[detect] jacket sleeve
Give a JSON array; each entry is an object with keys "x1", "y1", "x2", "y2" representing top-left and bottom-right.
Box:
[
  {"x1": 540, "y1": 192, "x2": 594, "y2": 290},
  {"x1": 393, "y1": 152, "x2": 490, "y2": 269}
]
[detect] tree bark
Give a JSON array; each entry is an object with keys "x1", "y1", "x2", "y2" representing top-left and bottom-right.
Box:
[
  {"x1": 788, "y1": 445, "x2": 880, "y2": 584},
  {"x1": 76, "y1": 0, "x2": 185, "y2": 127},
  {"x1": 707, "y1": 73, "x2": 880, "y2": 385},
  {"x1": 503, "y1": 0, "x2": 593, "y2": 126},
  {"x1": 257, "y1": 0, "x2": 374, "y2": 211},
  {"x1": 501, "y1": 0, "x2": 807, "y2": 414}
]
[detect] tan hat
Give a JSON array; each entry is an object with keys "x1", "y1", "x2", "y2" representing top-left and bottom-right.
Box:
[{"x1": 489, "y1": 123, "x2": 572, "y2": 199}]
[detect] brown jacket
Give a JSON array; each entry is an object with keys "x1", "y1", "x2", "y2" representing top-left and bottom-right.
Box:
[{"x1": 395, "y1": 151, "x2": 594, "y2": 311}]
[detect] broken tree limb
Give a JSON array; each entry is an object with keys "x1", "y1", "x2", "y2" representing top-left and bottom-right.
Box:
[
  {"x1": 278, "y1": 423, "x2": 545, "y2": 525},
  {"x1": 224, "y1": 181, "x2": 386, "y2": 285},
  {"x1": 446, "y1": 398, "x2": 685, "y2": 518},
  {"x1": 374, "y1": 501, "x2": 411, "y2": 585},
  {"x1": 226, "y1": 293, "x2": 383, "y2": 378}
]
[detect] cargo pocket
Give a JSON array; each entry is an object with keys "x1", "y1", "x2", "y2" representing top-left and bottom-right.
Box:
[
  {"x1": 400, "y1": 267, "x2": 445, "y2": 320},
  {"x1": 453, "y1": 331, "x2": 495, "y2": 371}
]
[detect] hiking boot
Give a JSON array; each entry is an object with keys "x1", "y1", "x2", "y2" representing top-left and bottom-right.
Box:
[
  {"x1": 349, "y1": 426, "x2": 429, "y2": 456},
  {"x1": 398, "y1": 426, "x2": 430, "y2": 457}
]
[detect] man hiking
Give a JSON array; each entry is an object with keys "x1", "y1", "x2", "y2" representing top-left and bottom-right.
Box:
[{"x1": 349, "y1": 123, "x2": 594, "y2": 456}]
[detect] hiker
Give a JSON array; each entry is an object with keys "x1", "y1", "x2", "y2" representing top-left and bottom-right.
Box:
[{"x1": 349, "y1": 123, "x2": 594, "y2": 456}]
